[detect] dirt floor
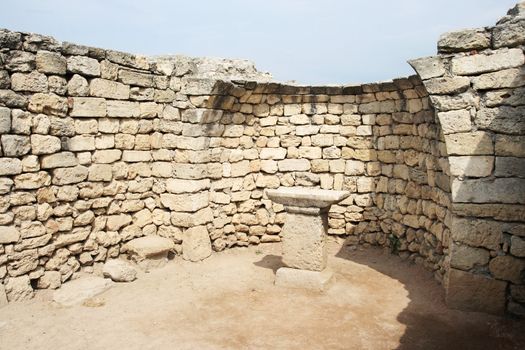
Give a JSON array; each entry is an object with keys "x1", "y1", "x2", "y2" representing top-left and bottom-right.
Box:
[{"x1": 0, "y1": 243, "x2": 524, "y2": 350}]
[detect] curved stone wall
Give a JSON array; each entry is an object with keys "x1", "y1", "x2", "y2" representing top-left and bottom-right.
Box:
[
  {"x1": 0, "y1": 2, "x2": 523, "y2": 317},
  {"x1": 410, "y1": 2, "x2": 525, "y2": 315}
]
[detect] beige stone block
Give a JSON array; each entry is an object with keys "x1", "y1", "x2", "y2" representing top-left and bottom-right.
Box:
[
  {"x1": 278, "y1": 159, "x2": 310, "y2": 172},
  {"x1": 489, "y1": 255, "x2": 525, "y2": 284},
  {"x1": 89, "y1": 78, "x2": 130, "y2": 100},
  {"x1": 438, "y1": 29, "x2": 490, "y2": 52},
  {"x1": 449, "y1": 156, "x2": 494, "y2": 177},
  {"x1": 446, "y1": 268, "x2": 506, "y2": 315},
  {"x1": 88, "y1": 164, "x2": 112, "y2": 181},
  {"x1": 450, "y1": 243, "x2": 490, "y2": 270},
  {"x1": 67, "y1": 135, "x2": 95, "y2": 151},
  {"x1": 495, "y1": 135, "x2": 525, "y2": 157},
  {"x1": 67, "y1": 56, "x2": 100, "y2": 76},
  {"x1": 408, "y1": 56, "x2": 445, "y2": 80},
  {"x1": 160, "y1": 192, "x2": 209, "y2": 212},
  {"x1": 281, "y1": 213, "x2": 327, "y2": 271},
  {"x1": 451, "y1": 178, "x2": 525, "y2": 204},
  {"x1": 182, "y1": 226, "x2": 212, "y2": 262},
  {"x1": 451, "y1": 48, "x2": 524, "y2": 75},
  {"x1": 122, "y1": 150, "x2": 151, "y2": 162},
  {"x1": 14, "y1": 171, "x2": 51, "y2": 189},
  {"x1": 41, "y1": 152, "x2": 78, "y2": 168},
  {"x1": 70, "y1": 97, "x2": 107, "y2": 117},
  {"x1": 11, "y1": 71, "x2": 47, "y2": 92},
  {"x1": 165, "y1": 179, "x2": 210, "y2": 193},
  {"x1": 107, "y1": 100, "x2": 140, "y2": 117},
  {"x1": 438, "y1": 110, "x2": 472, "y2": 134},
  {"x1": 444, "y1": 132, "x2": 493, "y2": 155},
  {"x1": 36, "y1": 50, "x2": 66, "y2": 75},
  {"x1": 472, "y1": 68, "x2": 525, "y2": 90},
  {"x1": 52, "y1": 165, "x2": 88, "y2": 185}
]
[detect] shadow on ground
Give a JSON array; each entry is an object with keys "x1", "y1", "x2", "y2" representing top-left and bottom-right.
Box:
[{"x1": 335, "y1": 245, "x2": 525, "y2": 350}]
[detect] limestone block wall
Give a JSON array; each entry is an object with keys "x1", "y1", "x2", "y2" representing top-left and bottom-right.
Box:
[
  {"x1": 410, "y1": 2, "x2": 525, "y2": 315},
  {"x1": 0, "y1": 27, "x2": 451, "y2": 303}
]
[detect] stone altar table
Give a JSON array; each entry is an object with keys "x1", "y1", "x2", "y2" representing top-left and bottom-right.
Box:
[{"x1": 265, "y1": 187, "x2": 350, "y2": 291}]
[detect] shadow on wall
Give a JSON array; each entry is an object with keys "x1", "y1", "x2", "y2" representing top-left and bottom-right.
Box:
[{"x1": 445, "y1": 63, "x2": 525, "y2": 316}]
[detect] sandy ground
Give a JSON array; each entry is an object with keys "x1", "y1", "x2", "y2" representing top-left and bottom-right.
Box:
[{"x1": 0, "y1": 243, "x2": 523, "y2": 350}]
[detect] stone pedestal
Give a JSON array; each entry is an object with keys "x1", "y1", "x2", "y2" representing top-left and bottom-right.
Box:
[{"x1": 265, "y1": 187, "x2": 350, "y2": 291}]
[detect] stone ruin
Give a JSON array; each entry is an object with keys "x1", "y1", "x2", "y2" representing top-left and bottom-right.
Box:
[{"x1": 0, "y1": 2, "x2": 523, "y2": 316}]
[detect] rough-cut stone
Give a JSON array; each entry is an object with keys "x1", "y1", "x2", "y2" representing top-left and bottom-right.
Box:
[
  {"x1": 424, "y1": 76, "x2": 470, "y2": 95},
  {"x1": 122, "y1": 235, "x2": 174, "y2": 271},
  {"x1": 53, "y1": 276, "x2": 112, "y2": 306},
  {"x1": 182, "y1": 226, "x2": 212, "y2": 262},
  {"x1": 438, "y1": 29, "x2": 491, "y2": 53},
  {"x1": 446, "y1": 268, "x2": 506, "y2": 315},
  {"x1": 37, "y1": 271, "x2": 62, "y2": 289},
  {"x1": 493, "y1": 18, "x2": 525, "y2": 48},
  {"x1": 67, "y1": 56, "x2": 100, "y2": 76},
  {"x1": 89, "y1": 78, "x2": 130, "y2": 100},
  {"x1": 41, "y1": 152, "x2": 78, "y2": 169},
  {"x1": 452, "y1": 178, "x2": 525, "y2": 204},
  {"x1": 451, "y1": 48, "x2": 524, "y2": 75},
  {"x1": 476, "y1": 106, "x2": 525, "y2": 135},
  {"x1": 28, "y1": 93, "x2": 68, "y2": 116},
  {"x1": 472, "y1": 67, "x2": 525, "y2": 90},
  {"x1": 103, "y1": 259, "x2": 137, "y2": 282},
  {"x1": 11, "y1": 71, "x2": 48, "y2": 92},
  {"x1": 0, "y1": 158, "x2": 22, "y2": 175},
  {"x1": 0, "y1": 226, "x2": 20, "y2": 243},
  {"x1": 408, "y1": 56, "x2": 445, "y2": 80},
  {"x1": 160, "y1": 192, "x2": 209, "y2": 212},
  {"x1": 36, "y1": 50, "x2": 66, "y2": 75},
  {"x1": 277, "y1": 159, "x2": 310, "y2": 172},
  {"x1": 14, "y1": 171, "x2": 51, "y2": 189},
  {"x1": 437, "y1": 110, "x2": 471, "y2": 134},
  {"x1": 165, "y1": 179, "x2": 210, "y2": 193},
  {"x1": 489, "y1": 255, "x2": 525, "y2": 284},
  {"x1": 444, "y1": 132, "x2": 493, "y2": 156},
  {"x1": 70, "y1": 97, "x2": 106, "y2": 117},
  {"x1": 5, "y1": 276, "x2": 33, "y2": 302},
  {"x1": 450, "y1": 244, "x2": 490, "y2": 270},
  {"x1": 1, "y1": 135, "x2": 30, "y2": 156},
  {"x1": 448, "y1": 156, "x2": 494, "y2": 177},
  {"x1": 52, "y1": 165, "x2": 88, "y2": 185},
  {"x1": 30, "y1": 134, "x2": 61, "y2": 155},
  {"x1": 67, "y1": 74, "x2": 89, "y2": 96}
]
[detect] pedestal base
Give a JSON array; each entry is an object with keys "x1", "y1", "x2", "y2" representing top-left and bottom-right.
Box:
[{"x1": 275, "y1": 267, "x2": 335, "y2": 292}]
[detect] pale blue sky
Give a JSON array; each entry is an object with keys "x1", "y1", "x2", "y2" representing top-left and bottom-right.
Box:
[{"x1": 0, "y1": 0, "x2": 517, "y2": 84}]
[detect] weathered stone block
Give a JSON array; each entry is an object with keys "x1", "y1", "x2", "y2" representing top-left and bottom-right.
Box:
[
  {"x1": 448, "y1": 156, "x2": 494, "y2": 177},
  {"x1": 0, "y1": 158, "x2": 22, "y2": 175},
  {"x1": 165, "y1": 179, "x2": 210, "y2": 193},
  {"x1": 450, "y1": 243, "x2": 490, "y2": 270},
  {"x1": 36, "y1": 50, "x2": 66, "y2": 75},
  {"x1": 11, "y1": 71, "x2": 47, "y2": 92},
  {"x1": 451, "y1": 178, "x2": 525, "y2": 204},
  {"x1": 89, "y1": 78, "x2": 130, "y2": 100},
  {"x1": 446, "y1": 268, "x2": 506, "y2": 315},
  {"x1": 70, "y1": 97, "x2": 106, "y2": 117},
  {"x1": 489, "y1": 255, "x2": 525, "y2": 284},
  {"x1": 451, "y1": 48, "x2": 524, "y2": 75},
  {"x1": 492, "y1": 18, "x2": 525, "y2": 48},
  {"x1": 0, "y1": 226, "x2": 19, "y2": 243},
  {"x1": 444, "y1": 132, "x2": 493, "y2": 156},
  {"x1": 41, "y1": 152, "x2": 77, "y2": 169},
  {"x1": 160, "y1": 192, "x2": 209, "y2": 212},
  {"x1": 88, "y1": 164, "x2": 112, "y2": 182},
  {"x1": 476, "y1": 106, "x2": 525, "y2": 135},
  {"x1": 495, "y1": 157, "x2": 525, "y2": 177},
  {"x1": 67, "y1": 56, "x2": 100, "y2": 76},
  {"x1": 67, "y1": 135, "x2": 95, "y2": 151},
  {"x1": 424, "y1": 76, "x2": 470, "y2": 95},
  {"x1": 408, "y1": 56, "x2": 445, "y2": 80},
  {"x1": 438, "y1": 29, "x2": 490, "y2": 53},
  {"x1": 495, "y1": 135, "x2": 525, "y2": 157},
  {"x1": 30, "y1": 134, "x2": 61, "y2": 155},
  {"x1": 106, "y1": 100, "x2": 140, "y2": 117},
  {"x1": 67, "y1": 74, "x2": 89, "y2": 96},
  {"x1": 118, "y1": 68, "x2": 154, "y2": 87},
  {"x1": 275, "y1": 267, "x2": 335, "y2": 292},
  {"x1": 510, "y1": 236, "x2": 525, "y2": 258},
  {"x1": 472, "y1": 67, "x2": 525, "y2": 90},
  {"x1": 122, "y1": 150, "x2": 152, "y2": 162},
  {"x1": 52, "y1": 165, "x2": 88, "y2": 185},
  {"x1": 14, "y1": 171, "x2": 51, "y2": 189},
  {"x1": 1, "y1": 135, "x2": 30, "y2": 156},
  {"x1": 182, "y1": 225, "x2": 212, "y2": 262},
  {"x1": 278, "y1": 159, "x2": 310, "y2": 172},
  {"x1": 437, "y1": 110, "x2": 471, "y2": 134}
]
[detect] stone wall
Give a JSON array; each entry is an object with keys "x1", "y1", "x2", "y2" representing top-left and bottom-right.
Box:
[
  {"x1": 0, "y1": 1, "x2": 523, "y2": 317},
  {"x1": 410, "y1": 2, "x2": 525, "y2": 316}
]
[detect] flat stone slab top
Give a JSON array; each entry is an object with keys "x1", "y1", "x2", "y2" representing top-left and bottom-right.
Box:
[
  {"x1": 265, "y1": 187, "x2": 350, "y2": 208},
  {"x1": 53, "y1": 276, "x2": 113, "y2": 307},
  {"x1": 122, "y1": 235, "x2": 175, "y2": 259}
]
